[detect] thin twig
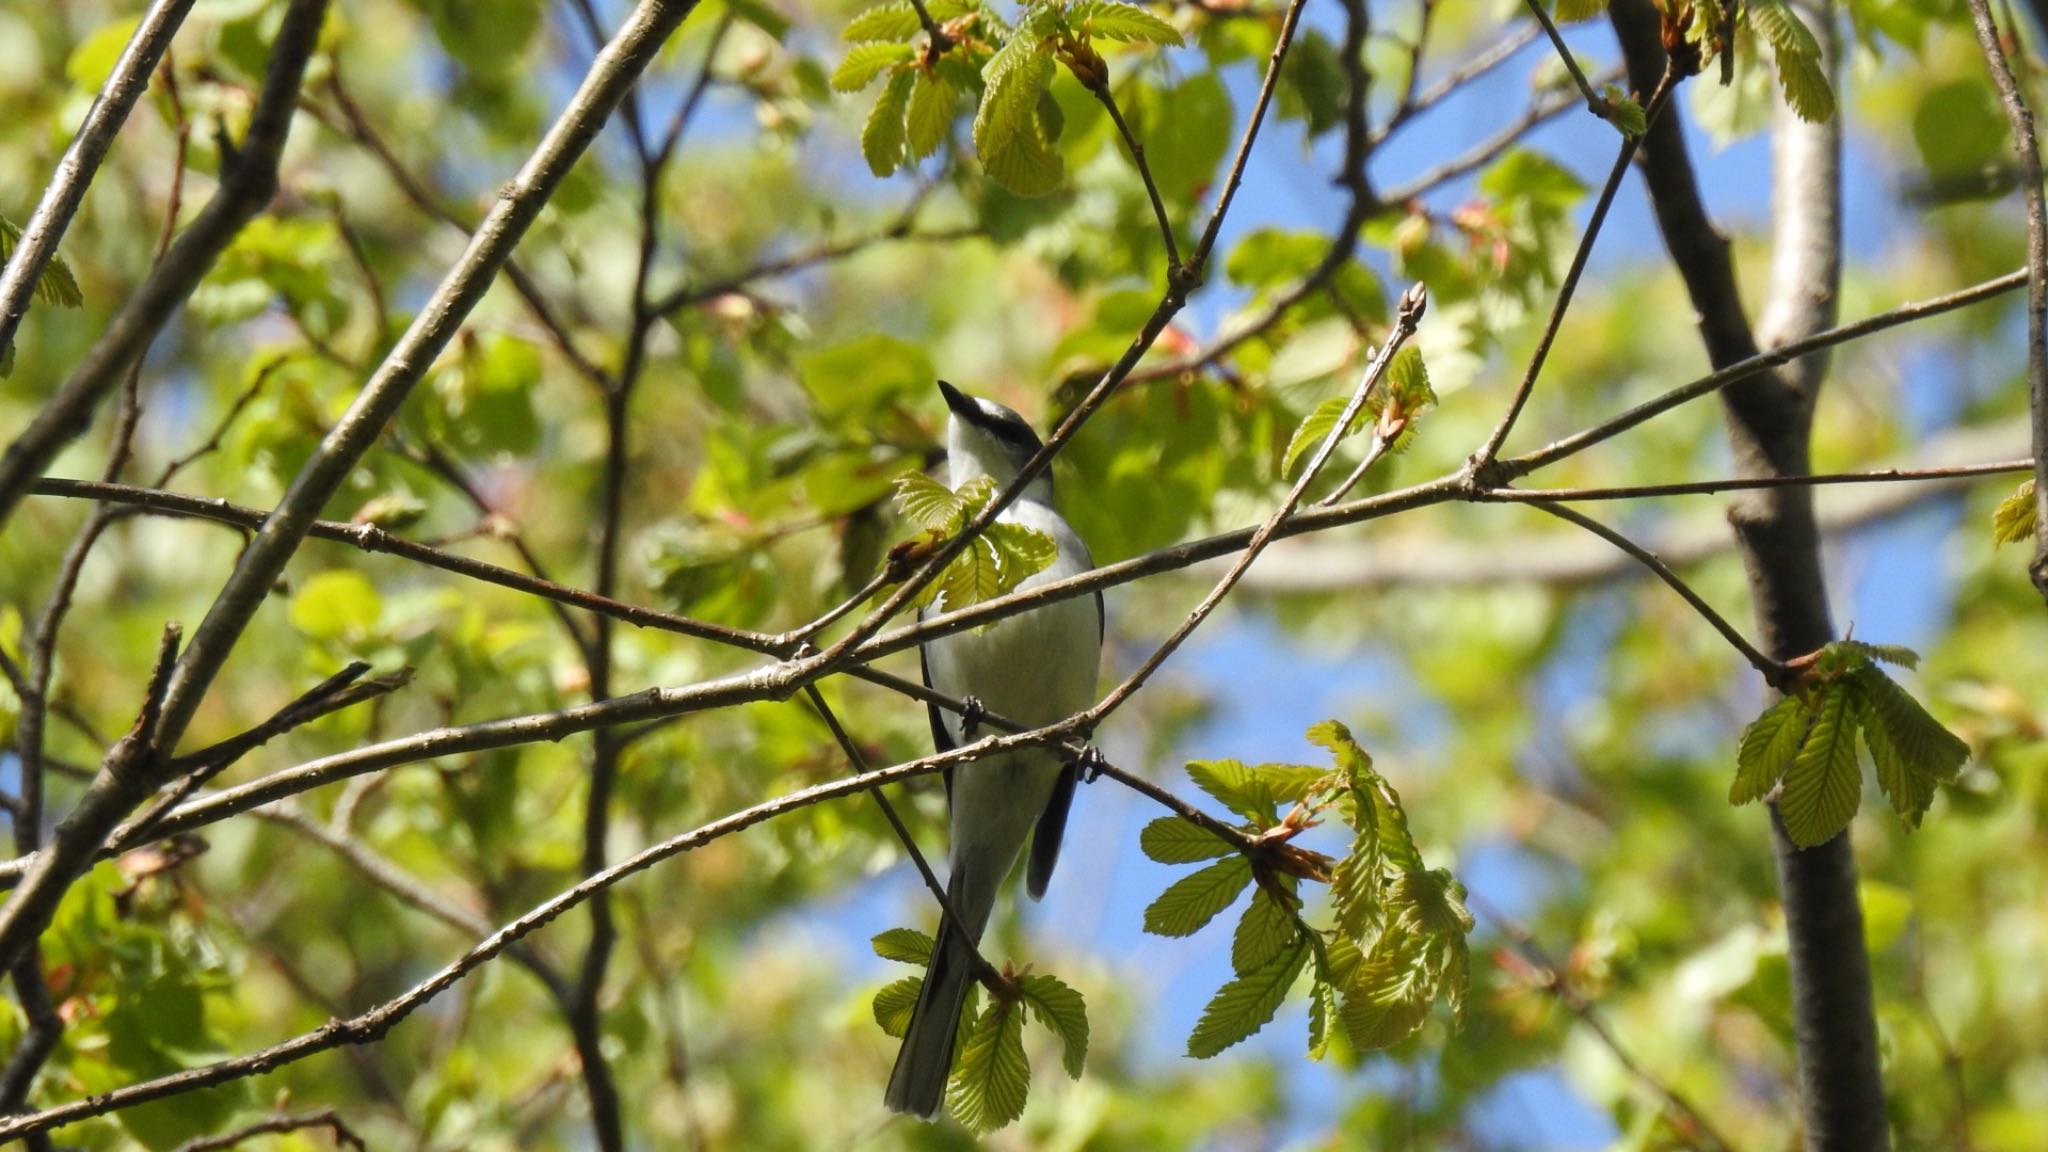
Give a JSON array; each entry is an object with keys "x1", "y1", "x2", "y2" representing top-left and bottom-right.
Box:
[
  {"x1": 167, "y1": 1108, "x2": 367, "y2": 1152},
  {"x1": 0, "y1": 0, "x2": 196, "y2": 364},
  {"x1": 1092, "y1": 81, "x2": 1182, "y2": 269},
  {"x1": 1492, "y1": 459, "x2": 2033, "y2": 501},
  {"x1": 1964, "y1": 0, "x2": 2048, "y2": 602},
  {"x1": 1470, "y1": 65, "x2": 1675, "y2": 474},
  {"x1": 1528, "y1": 499, "x2": 1785, "y2": 684},
  {"x1": 1523, "y1": 0, "x2": 1615, "y2": 121}
]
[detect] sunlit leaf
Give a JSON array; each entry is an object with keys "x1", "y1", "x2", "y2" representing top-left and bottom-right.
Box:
[
  {"x1": 1018, "y1": 973, "x2": 1089, "y2": 1077},
  {"x1": 1143, "y1": 856, "x2": 1253, "y2": 937},
  {"x1": 1187, "y1": 939, "x2": 1308, "y2": 1057}
]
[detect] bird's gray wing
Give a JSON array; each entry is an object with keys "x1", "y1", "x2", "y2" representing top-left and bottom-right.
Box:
[
  {"x1": 918, "y1": 618, "x2": 956, "y2": 813},
  {"x1": 1025, "y1": 588, "x2": 1102, "y2": 900}
]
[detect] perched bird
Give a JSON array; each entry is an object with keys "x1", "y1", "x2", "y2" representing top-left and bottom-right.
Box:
[{"x1": 885, "y1": 380, "x2": 1104, "y2": 1118}]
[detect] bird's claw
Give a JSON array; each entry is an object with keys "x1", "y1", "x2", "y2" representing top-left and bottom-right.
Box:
[
  {"x1": 959, "y1": 695, "x2": 988, "y2": 740},
  {"x1": 1075, "y1": 745, "x2": 1108, "y2": 784}
]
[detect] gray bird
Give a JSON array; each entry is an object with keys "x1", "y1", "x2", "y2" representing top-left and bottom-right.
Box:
[{"x1": 884, "y1": 381, "x2": 1103, "y2": 1118}]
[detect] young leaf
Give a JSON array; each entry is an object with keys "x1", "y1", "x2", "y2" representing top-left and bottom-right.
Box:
[
  {"x1": 984, "y1": 520, "x2": 1059, "y2": 588},
  {"x1": 1852, "y1": 664, "x2": 1968, "y2": 829},
  {"x1": 1748, "y1": 0, "x2": 1835, "y2": 122},
  {"x1": 906, "y1": 69, "x2": 960, "y2": 161},
  {"x1": 1602, "y1": 85, "x2": 1647, "y2": 137},
  {"x1": 1070, "y1": 0, "x2": 1183, "y2": 45},
  {"x1": 1777, "y1": 682, "x2": 1863, "y2": 847},
  {"x1": 843, "y1": 0, "x2": 922, "y2": 41},
  {"x1": 974, "y1": 32, "x2": 1063, "y2": 196},
  {"x1": 1826, "y1": 639, "x2": 1919, "y2": 670},
  {"x1": 834, "y1": 41, "x2": 914, "y2": 92},
  {"x1": 948, "y1": 997, "x2": 1029, "y2": 1133},
  {"x1": 1282, "y1": 395, "x2": 1358, "y2": 478},
  {"x1": 1731, "y1": 694, "x2": 1809, "y2": 805},
  {"x1": 1138, "y1": 815, "x2": 1233, "y2": 863},
  {"x1": 1330, "y1": 829, "x2": 1383, "y2": 940},
  {"x1": 1552, "y1": 0, "x2": 1608, "y2": 22},
  {"x1": 893, "y1": 470, "x2": 967, "y2": 531},
  {"x1": 1143, "y1": 856, "x2": 1253, "y2": 937},
  {"x1": 874, "y1": 975, "x2": 924, "y2": 1037},
  {"x1": 873, "y1": 926, "x2": 935, "y2": 965},
  {"x1": 0, "y1": 214, "x2": 85, "y2": 309},
  {"x1": 1231, "y1": 885, "x2": 1300, "y2": 975},
  {"x1": 1993, "y1": 478, "x2": 2037, "y2": 545},
  {"x1": 1018, "y1": 973, "x2": 1089, "y2": 1077},
  {"x1": 1367, "y1": 346, "x2": 1436, "y2": 454},
  {"x1": 862, "y1": 69, "x2": 917, "y2": 176},
  {"x1": 1306, "y1": 975, "x2": 1340, "y2": 1060},
  {"x1": 1187, "y1": 939, "x2": 1310, "y2": 1057},
  {"x1": 1338, "y1": 930, "x2": 1434, "y2": 1051},
  {"x1": 1185, "y1": 758, "x2": 1270, "y2": 823}
]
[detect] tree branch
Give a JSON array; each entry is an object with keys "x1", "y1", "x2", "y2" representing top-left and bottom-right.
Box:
[
  {"x1": 1965, "y1": 0, "x2": 2048, "y2": 602},
  {"x1": 0, "y1": 0, "x2": 323, "y2": 527},
  {"x1": 0, "y1": 0, "x2": 196, "y2": 366}
]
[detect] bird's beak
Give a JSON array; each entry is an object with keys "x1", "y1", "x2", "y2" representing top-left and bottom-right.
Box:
[{"x1": 937, "y1": 379, "x2": 976, "y2": 420}]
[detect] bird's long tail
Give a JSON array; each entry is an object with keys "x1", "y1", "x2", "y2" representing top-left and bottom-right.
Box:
[{"x1": 885, "y1": 869, "x2": 994, "y2": 1118}]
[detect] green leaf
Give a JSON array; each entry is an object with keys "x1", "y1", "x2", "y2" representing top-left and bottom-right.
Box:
[
  {"x1": 948, "y1": 996, "x2": 1029, "y2": 1133},
  {"x1": 1852, "y1": 664, "x2": 1968, "y2": 829},
  {"x1": 0, "y1": 215, "x2": 85, "y2": 309},
  {"x1": 288, "y1": 570, "x2": 383, "y2": 641},
  {"x1": 65, "y1": 16, "x2": 142, "y2": 90},
  {"x1": 894, "y1": 470, "x2": 967, "y2": 531},
  {"x1": 1553, "y1": 0, "x2": 1608, "y2": 21},
  {"x1": 1185, "y1": 758, "x2": 1262, "y2": 820},
  {"x1": 862, "y1": 68, "x2": 917, "y2": 176},
  {"x1": 1231, "y1": 885, "x2": 1299, "y2": 975},
  {"x1": 1306, "y1": 975, "x2": 1339, "y2": 1060},
  {"x1": 873, "y1": 975, "x2": 924, "y2": 1037},
  {"x1": 1749, "y1": 0, "x2": 1836, "y2": 122},
  {"x1": 1143, "y1": 856, "x2": 1253, "y2": 937},
  {"x1": 1732, "y1": 694, "x2": 1809, "y2": 805},
  {"x1": 873, "y1": 926, "x2": 935, "y2": 965},
  {"x1": 799, "y1": 333, "x2": 933, "y2": 420},
  {"x1": 1603, "y1": 86, "x2": 1648, "y2": 136},
  {"x1": 974, "y1": 34, "x2": 1063, "y2": 196},
  {"x1": 1330, "y1": 828, "x2": 1382, "y2": 940},
  {"x1": 1777, "y1": 683, "x2": 1863, "y2": 847},
  {"x1": 983, "y1": 520, "x2": 1059, "y2": 588},
  {"x1": 906, "y1": 69, "x2": 960, "y2": 161},
  {"x1": 1389, "y1": 868, "x2": 1474, "y2": 938},
  {"x1": 1018, "y1": 973, "x2": 1089, "y2": 1077},
  {"x1": 1283, "y1": 395, "x2": 1359, "y2": 478},
  {"x1": 834, "y1": 42, "x2": 914, "y2": 92},
  {"x1": 1070, "y1": 0, "x2": 1183, "y2": 45},
  {"x1": 1993, "y1": 478, "x2": 2037, "y2": 545},
  {"x1": 1138, "y1": 815, "x2": 1233, "y2": 863},
  {"x1": 1825, "y1": 639, "x2": 1920, "y2": 670},
  {"x1": 1188, "y1": 938, "x2": 1309, "y2": 1057},
  {"x1": 843, "y1": 1, "x2": 922, "y2": 41},
  {"x1": 1338, "y1": 929, "x2": 1434, "y2": 1050}
]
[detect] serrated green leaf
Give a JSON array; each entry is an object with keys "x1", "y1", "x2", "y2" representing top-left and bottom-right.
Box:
[
  {"x1": 1732, "y1": 694, "x2": 1809, "y2": 805},
  {"x1": 1330, "y1": 824, "x2": 1382, "y2": 939},
  {"x1": 1602, "y1": 85, "x2": 1647, "y2": 136},
  {"x1": 1282, "y1": 395, "x2": 1359, "y2": 477},
  {"x1": 873, "y1": 975, "x2": 923, "y2": 1037},
  {"x1": 862, "y1": 68, "x2": 917, "y2": 176},
  {"x1": 1143, "y1": 856, "x2": 1253, "y2": 937},
  {"x1": 1390, "y1": 868, "x2": 1474, "y2": 938},
  {"x1": 894, "y1": 470, "x2": 968, "y2": 531},
  {"x1": 835, "y1": 41, "x2": 914, "y2": 92},
  {"x1": 974, "y1": 33, "x2": 1063, "y2": 195},
  {"x1": 1306, "y1": 975, "x2": 1339, "y2": 1059},
  {"x1": 948, "y1": 996, "x2": 1029, "y2": 1133},
  {"x1": 1338, "y1": 929, "x2": 1434, "y2": 1050},
  {"x1": 1186, "y1": 758, "x2": 1268, "y2": 822},
  {"x1": 1749, "y1": 0, "x2": 1835, "y2": 122},
  {"x1": 983, "y1": 520, "x2": 1059, "y2": 589},
  {"x1": 1777, "y1": 682, "x2": 1862, "y2": 847},
  {"x1": 1138, "y1": 815, "x2": 1233, "y2": 863},
  {"x1": 873, "y1": 926, "x2": 935, "y2": 965},
  {"x1": 843, "y1": 0, "x2": 922, "y2": 41},
  {"x1": 1070, "y1": 0, "x2": 1183, "y2": 45},
  {"x1": 1993, "y1": 478, "x2": 2037, "y2": 545},
  {"x1": 1018, "y1": 973, "x2": 1089, "y2": 1078},
  {"x1": 906, "y1": 69, "x2": 959, "y2": 161},
  {"x1": 1852, "y1": 665, "x2": 1968, "y2": 829},
  {"x1": 1827, "y1": 639, "x2": 1920, "y2": 670},
  {"x1": 1187, "y1": 939, "x2": 1309, "y2": 1057},
  {"x1": 1231, "y1": 885, "x2": 1299, "y2": 975},
  {"x1": 0, "y1": 214, "x2": 85, "y2": 309}
]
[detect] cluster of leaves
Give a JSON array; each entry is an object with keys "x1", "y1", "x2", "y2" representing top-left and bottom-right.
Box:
[
  {"x1": 869, "y1": 928, "x2": 1088, "y2": 1132},
  {"x1": 1731, "y1": 641, "x2": 1971, "y2": 846},
  {"x1": 0, "y1": 211, "x2": 86, "y2": 376},
  {"x1": 891, "y1": 471, "x2": 1058, "y2": 612},
  {"x1": 1141, "y1": 721, "x2": 1472, "y2": 1059},
  {"x1": 1548, "y1": 0, "x2": 1833, "y2": 121},
  {"x1": 834, "y1": 0, "x2": 1181, "y2": 194},
  {"x1": 1281, "y1": 345, "x2": 1437, "y2": 478}
]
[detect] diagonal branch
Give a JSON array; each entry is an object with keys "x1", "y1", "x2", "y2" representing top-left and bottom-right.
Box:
[{"x1": 0, "y1": 0, "x2": 196, "y2": 366}]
